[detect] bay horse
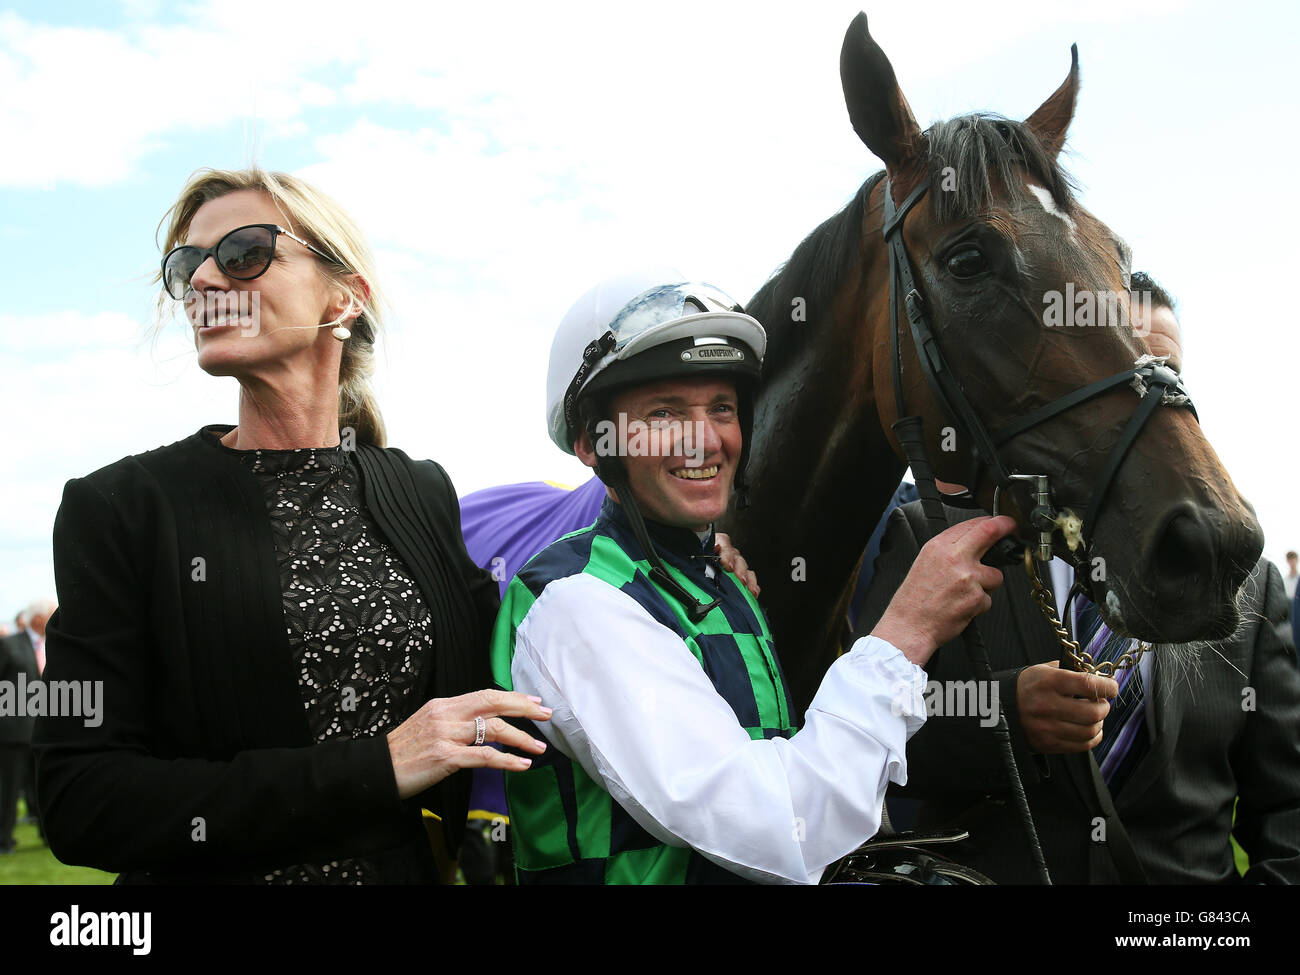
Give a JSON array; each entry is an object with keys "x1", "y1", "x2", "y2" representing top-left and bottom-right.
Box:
[{"x1": 723, "y1": 13, "x2": 1264, "y2": 713}]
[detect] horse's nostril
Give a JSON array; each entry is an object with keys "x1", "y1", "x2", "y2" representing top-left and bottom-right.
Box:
[{"x1": 1152, "y1": 512, "x2": 1215, "y2": 605}]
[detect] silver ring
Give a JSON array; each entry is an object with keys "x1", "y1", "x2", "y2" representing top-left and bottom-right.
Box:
[{"x1": 473, "y1": 715, "x2": 487, "y2": 746}]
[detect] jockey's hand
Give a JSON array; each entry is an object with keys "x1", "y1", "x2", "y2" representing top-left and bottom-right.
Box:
[
  {"x1": 715, "y1": 532, "x2": 761, "y2": 598},
  {"x1": 1016, "y1": 662, "x2": 1116, "y2": 754},
  {"x1": 871, "y1": 516, "x2": 1017, "y2": 668}
]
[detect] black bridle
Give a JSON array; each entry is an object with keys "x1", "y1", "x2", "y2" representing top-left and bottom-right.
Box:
[{"x1": 882, "y1": 175, "x2": 1197, "y2": 564}]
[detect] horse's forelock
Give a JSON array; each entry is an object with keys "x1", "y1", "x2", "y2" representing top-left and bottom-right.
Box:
[{"x1": 923, "y1": 114, "x2": 1078, "y2": 226}]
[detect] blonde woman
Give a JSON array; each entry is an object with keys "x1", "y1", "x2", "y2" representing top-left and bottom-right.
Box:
[{"x1": 33, "y1": 169, "x2": 550, "y2": 884}]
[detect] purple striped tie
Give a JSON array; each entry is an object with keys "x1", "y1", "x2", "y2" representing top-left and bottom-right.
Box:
[{"x1": 1074, "y1": 595, "x2": 1149, "y2": 792}]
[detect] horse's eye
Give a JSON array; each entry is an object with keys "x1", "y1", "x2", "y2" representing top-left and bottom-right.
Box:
[{"x1": 946, "y1": 245, "x2": 988, "y2": 278}]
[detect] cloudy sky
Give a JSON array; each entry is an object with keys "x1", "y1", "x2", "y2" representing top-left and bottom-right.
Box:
[{"x1": 2, "y1": 0, "x2": 1297, "y2": 615}]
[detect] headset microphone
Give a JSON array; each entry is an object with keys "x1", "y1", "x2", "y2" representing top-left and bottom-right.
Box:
[{"x1": 192, "y1": 298, "x2": 361, "y2": 339}]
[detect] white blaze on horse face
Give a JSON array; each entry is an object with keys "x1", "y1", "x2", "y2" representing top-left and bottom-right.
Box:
[{"x1": 1026, "y1": 183, "x2": 1076, "y2": 235}]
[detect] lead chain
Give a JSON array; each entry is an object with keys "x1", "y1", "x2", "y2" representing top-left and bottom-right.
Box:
[{"x1": 1021, "y1": 550, "x2": 1150, "y2": 677}]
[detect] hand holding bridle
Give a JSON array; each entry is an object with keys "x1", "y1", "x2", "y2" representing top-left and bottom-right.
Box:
[
  {"x1": 871, "y1": 515, "x2": 1017, "y2": 668},
  {"x1": 1016, "y1": 662, "x2": 1117, "y2": 754}
]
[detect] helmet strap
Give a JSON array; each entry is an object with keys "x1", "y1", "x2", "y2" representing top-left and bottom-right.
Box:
[
  {"x1": 563, "y1": 330, "x2": 617, "y2": 450},
  {"x1": 581, "y1": 402, "x2": 721, "y2": 624}
]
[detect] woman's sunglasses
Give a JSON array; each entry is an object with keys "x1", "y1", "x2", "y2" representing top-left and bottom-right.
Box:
[{"x1": 161, "y1": 223, "x2": 337, "y2": 300}]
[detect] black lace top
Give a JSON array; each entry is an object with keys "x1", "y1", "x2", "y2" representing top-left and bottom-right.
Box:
[{"x1": 208, "y1": 429, "x2": 438, "y2": 883}]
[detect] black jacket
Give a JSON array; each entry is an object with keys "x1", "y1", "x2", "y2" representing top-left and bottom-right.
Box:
[{"x1": 33, "y1": 427, "x2": 497, "y2": 881}]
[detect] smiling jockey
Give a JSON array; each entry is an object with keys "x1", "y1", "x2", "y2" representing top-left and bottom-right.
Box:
[{"x1": 489, "y1": 271, "x2": 1017, "y2": 883}]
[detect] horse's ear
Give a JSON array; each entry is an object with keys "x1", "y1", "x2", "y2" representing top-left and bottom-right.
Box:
[
  {"x1": 1024, "y1": 44, "x2": 1079, "y2": 159},
  {"x1": 840, "y1": 12, "x2": 922, "y2": 169}
]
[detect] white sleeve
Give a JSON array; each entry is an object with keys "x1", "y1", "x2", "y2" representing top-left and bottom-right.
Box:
[{"x1": 510, "y1": 572, "x2": 927, "y2": 885}]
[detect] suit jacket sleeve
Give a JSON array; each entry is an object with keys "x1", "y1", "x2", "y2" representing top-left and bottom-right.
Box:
[
  {"x1": 1232, "y1": 559, "x2": 1300, "y2": 883},
  {"x1": 35, "y1": 475, "x2": 407, "y2": 875}
]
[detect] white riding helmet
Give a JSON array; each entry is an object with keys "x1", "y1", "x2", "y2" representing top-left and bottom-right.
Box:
[{"x1": 546, "y1": 271, "x2": 768, "y2": 455}]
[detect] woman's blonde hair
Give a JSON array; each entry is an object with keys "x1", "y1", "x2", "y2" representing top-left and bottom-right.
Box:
[{"x1": 156, "y1": 167, "x2": 387, "y2": 446}]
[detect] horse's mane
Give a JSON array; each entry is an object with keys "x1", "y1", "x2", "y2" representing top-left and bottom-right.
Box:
[
  {"x1": 747, "y1": 171, "x2": 884, "y2": 372},
  {"x1": 748, "y1": 114, "x2": 1077, "y2": 373}
]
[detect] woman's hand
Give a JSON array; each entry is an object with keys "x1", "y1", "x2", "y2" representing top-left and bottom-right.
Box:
[
  {"x1": 387, "y1": 689, "x2": 552, "y2": 800},
  {"x1": 715, "y1": 532, "x2": 761, "y2": 597}
]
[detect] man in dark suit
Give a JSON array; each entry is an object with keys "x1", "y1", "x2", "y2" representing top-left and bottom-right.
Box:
[
  {"x1": 0, "y1": 598, "x2": 52, "y2": 852},
  {"x1": 857, "y1": 276, "x2": 1300, "y2": 883}
]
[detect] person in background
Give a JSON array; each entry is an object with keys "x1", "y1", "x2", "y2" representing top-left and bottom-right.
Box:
[
  {"x1": 1281, "y1": 551, "x2": 1297, "y2": 648},
  {"x1": 1, "y1": 598, "x2": 52, "y2": 851}
]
